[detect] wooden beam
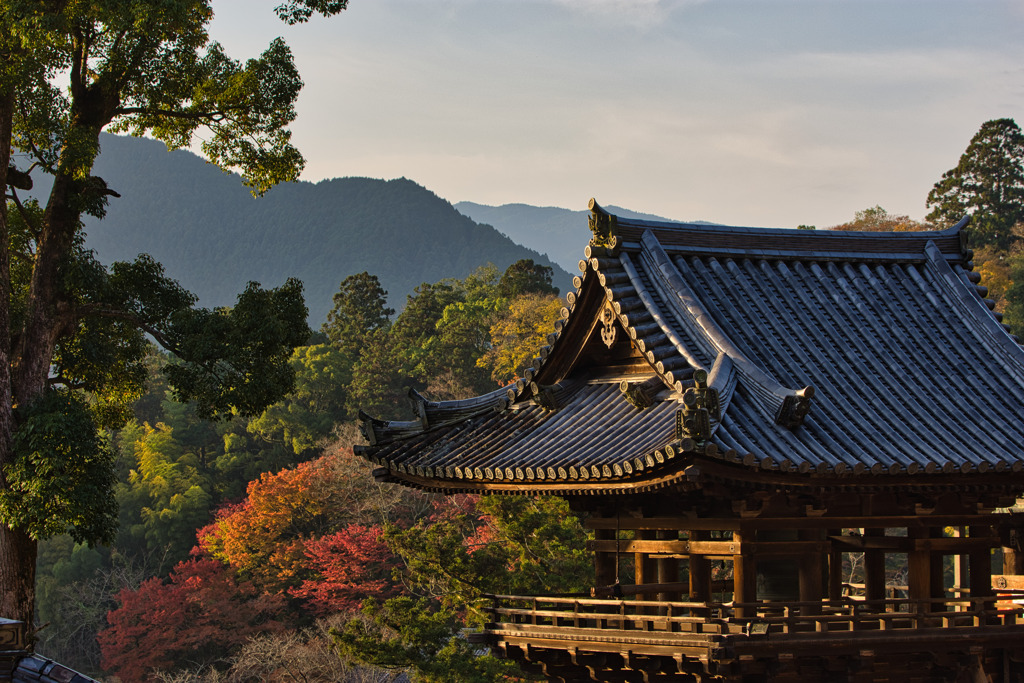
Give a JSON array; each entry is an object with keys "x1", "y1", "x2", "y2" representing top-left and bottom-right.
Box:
[
  {"x1": 828, "y1": 535, "x2": 999, "y2": 553},
  {"x1": 584, "y1": 513, "x2": 1014, "y2": 532},
  {"x1": 586, "y1": 517, "x2": 741, "y2": 531},
  {"x1": 588, "y1": 539, "x2": 740, "y2": 555}
]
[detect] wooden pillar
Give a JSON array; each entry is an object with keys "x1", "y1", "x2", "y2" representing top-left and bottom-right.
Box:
[
  {"x1": 732, "y1": 529, "x2": 757, "y2": 618},
  {"x1": 929, "y1": 529, "x2": 946, "y2": 603},
  {"x1": 908, "y1": 526, "x2": 932, "y2": 610},
  {"x1": 827, "y1": 528, "x2": 843, "y2": 601},
  {"x1": 1002, "y1": 524, "x2": 1024, "y2": 575},
  {"x1": 969, "y1": 525, "x2": 994, "y2": 617},
  {"x1": 689, "y1": 530, "x2": 711, "y2": 603},
  {"x1": 864, "y1": 528, "x2": 886, "y2": 605},
  {"x1": 594, "y1": 528, "x2": 617, "y2": 588},
  {"x1": 798, "y1": 528, "x2": 824, "y2": 615},
  {"x1": 635, "y1": 530, "x2": 658, "y2": 600},
  {"x1": 954, "y1": 526, "x2": 967, "y2": 601},
  {"x1": 656, "y1": 530, "x2": 680, "y2": 602},
  {"x1": 1003, "y1": 546, "x2": 1024, "y2": 575}
]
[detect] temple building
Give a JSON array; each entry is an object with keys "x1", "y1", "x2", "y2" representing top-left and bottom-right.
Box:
[{"x1": 356, "y1": 201, "x2": 1024, "y2": 682}]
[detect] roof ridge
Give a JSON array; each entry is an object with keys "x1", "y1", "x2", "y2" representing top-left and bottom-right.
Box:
[
  {"x1": 587, "y1": 198, "x2": 971, "y2": 264},
  {"x1": 639, "y1": 229, "x2": 814, "y2": 429},
  {"x1": 924, "y1": 241, "x2": 1024, "y2": 369}
]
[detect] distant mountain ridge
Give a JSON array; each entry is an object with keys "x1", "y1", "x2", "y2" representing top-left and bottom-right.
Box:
[
  {"x1": 455, "y1": 201, "x2": 717, "y2": 273},
  {"x1": 80, "y1": 135, "x2": 572, "y2": 325}
]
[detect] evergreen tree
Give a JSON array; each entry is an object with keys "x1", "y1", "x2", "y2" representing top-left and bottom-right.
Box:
[
  {"x1": 926, "y1": 118, "x2": 1024, "y2": 249},
  {"x1": 322, "y1": 272, "x2": 394, "y2": 363}
]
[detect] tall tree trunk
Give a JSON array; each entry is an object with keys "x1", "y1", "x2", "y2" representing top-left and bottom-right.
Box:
[
  {"x1": 0, "y1": 82, "x2": 31, "y2": 631},
  {"x1": 0, "y1": 528, "x2": 36, "y2": 631},
  {"x1": 13, "y1": 171, "x2": 78, "y2": 400}
]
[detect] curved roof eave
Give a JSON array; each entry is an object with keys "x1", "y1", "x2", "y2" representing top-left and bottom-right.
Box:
[{"x1": 356, "y1": 200, "x2": 1024, "y2": 491}]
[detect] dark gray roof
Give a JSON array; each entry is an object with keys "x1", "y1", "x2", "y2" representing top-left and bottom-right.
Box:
[
  {"x1": 357, "y1": 203, "x2": 1024, "y2": 494},
  {"x1": 12, "y1": 654, "x2": 99, "y2": 683}
]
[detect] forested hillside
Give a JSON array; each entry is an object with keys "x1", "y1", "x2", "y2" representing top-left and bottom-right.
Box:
[
  {"x1": 80, "y1": 135, "x2": 571, "y2": 323},
  {"x1": 454, "y1": 201, "x2": 698, "y2": 272}
]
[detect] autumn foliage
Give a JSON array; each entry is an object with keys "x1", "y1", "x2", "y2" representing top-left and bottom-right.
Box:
[
  {"x1": 89, "y1": 262, "x2": 569, "y2": 680},
  {"x1": 100, "y1": 447, "x2": 406, "y2": 679},
  {"x1": 290, "y1": 525, "x2": 398, "y2": 613},
  {"x1": 98, "y1": 555, "x2": 287, "y2": 681}
]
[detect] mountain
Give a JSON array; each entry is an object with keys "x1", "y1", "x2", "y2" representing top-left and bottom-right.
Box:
[
  {"x1": 454, "y1": 202, "x2": 710, "y2": 273},
  {"x1": 78, "y1": 134, "x2": 572, "y2": 325}
]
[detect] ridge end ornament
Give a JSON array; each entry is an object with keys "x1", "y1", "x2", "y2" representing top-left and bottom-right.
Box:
[
  {"x1": 675, "y1": 368, "x2": 720, "y2": 443},
  {"x1": 588, "y1": 198, "x2": 619, "y2": 249},
  {"x1": 775, "y1": 385, "x2": 815, "y2": 429}
]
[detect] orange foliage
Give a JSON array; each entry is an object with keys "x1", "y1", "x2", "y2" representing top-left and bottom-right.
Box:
[{"x1": 199, "y1": 452, "x2": 347, "y2": 591}]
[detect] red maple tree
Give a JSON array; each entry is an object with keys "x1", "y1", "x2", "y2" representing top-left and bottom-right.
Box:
[
  {"x1": 98, "y1": 555, "x2": 287, "y2": 681},
  {"x1": 290, "y1": 524, "x2": 399, "y2": 613}
]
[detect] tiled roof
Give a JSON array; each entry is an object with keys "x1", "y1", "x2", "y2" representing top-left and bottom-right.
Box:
[
  {"x1": 12, "y1": 654, "x2": 98, "y2": 683},
  {"x1": 0, "y1": 619, "x2": 100, "y2": 683},
  {"x1": 356, "y1": 202, "x2": 1024, "y2": 494}
]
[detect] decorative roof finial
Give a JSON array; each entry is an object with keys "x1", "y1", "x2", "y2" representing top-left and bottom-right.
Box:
[
  {"x1": 675, "y1": 369, "x2": 721, "y2": 443},
  {"x1": 588, "y1": 198, "x2": 619, "y2": 249}
]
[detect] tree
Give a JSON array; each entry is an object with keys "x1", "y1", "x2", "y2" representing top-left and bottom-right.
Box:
[
  {"x1": 246, "y1": 343, "x2": 351, "y2": 456},
  {"x1": 322, "y1": 272, "x2": 394, "y2": 363},
  {"x1": 98, "y1": 555, "x2": 288, "y2": 681},
  {"x1": 926, "y1": 118, "x2": 1024, "y2": 249},
  {"x1": 0, "y1": 1, "x2": 347, "y2": 627},
  {"x1": 478, "y1": 292, "x2": 563, "y2": 385},
  {"x1": 289, "y1": 524, "x2": 399, "y2": 614},
  {"x1": 334, "y1": 597, "x2": 518, "y2": 683},
  {"x1": 337, "y1": 495, "x2": 592, "y2": 682},
  {"x1": 198, "y1": 446, "x2": 407, "y2": 594},
  {"x1": 829, "y1": 206, "x2": 933, "y2": 232},
  {"x1": 496, "y1": 258, "x2": 559, "y2": 298}
]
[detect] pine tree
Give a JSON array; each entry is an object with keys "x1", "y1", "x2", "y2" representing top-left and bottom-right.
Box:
[{"x1": 926, "y1": 118, "x2": 1024, "y2": 250}]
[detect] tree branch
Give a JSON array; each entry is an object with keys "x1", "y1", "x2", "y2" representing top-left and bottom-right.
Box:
[
  {"x1": 47, "y1": 375, "x2": 85, "y2": 391},
  {"x1": 16, "y1": 100, "x2": 58, "y2": 177},
  {"x1": 68, "y1": 303, "x2": 181, "y2": 355},
  {"x1": 113, "y1": 106, "x2": 234, "y2": 123},
  {"x1": 9, "y1": 188, "x2": 41, "y2": 244}
]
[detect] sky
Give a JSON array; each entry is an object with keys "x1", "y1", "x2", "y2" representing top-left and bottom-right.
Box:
[{"x1": 207, "y1": 0, "x2": 1024, "y2": 230}]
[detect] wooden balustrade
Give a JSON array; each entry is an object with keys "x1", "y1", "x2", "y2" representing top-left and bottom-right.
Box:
[{"x1": 482, "y1": 590, "x2": 1024, "y2": 640}]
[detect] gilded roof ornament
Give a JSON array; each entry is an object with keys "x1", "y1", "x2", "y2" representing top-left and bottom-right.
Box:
[
  {"x1": 588, "y1": 198, "x2": 619, "y2": 249},
  {"x1": 600, "y1": 303, "x2": 617, "y2": 348}
]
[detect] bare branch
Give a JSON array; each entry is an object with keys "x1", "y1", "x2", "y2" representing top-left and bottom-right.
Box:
[{"x1": 113, "y1": 107, "x2": 234, "y2": 123}]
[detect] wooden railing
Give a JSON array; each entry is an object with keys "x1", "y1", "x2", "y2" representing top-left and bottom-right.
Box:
[{"x1": 483, "y1": 591, "x2": 1024, "y2": 640}]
